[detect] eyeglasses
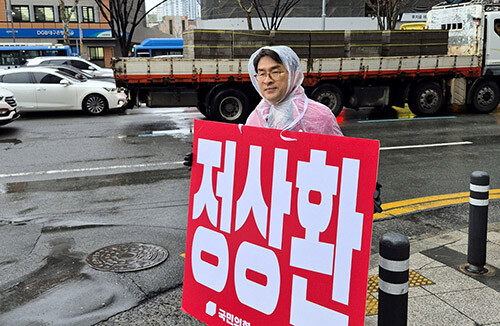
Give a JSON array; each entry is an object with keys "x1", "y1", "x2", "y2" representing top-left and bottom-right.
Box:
[{"x1": 254, "y1": 70, "x2": 285, "y2": 81}]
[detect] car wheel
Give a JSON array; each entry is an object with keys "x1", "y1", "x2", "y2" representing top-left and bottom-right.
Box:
[{"x1": 83, "y1": 94, "x2": 108, "y2": 115}]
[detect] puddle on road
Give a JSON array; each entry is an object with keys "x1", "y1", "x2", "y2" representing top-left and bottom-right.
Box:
[
  {"x1": 3, "y1": 168, "x2": 190, "y2": 194},
  {"x1": 0, "y1": 138, "x2": 22, "y2": 145},
  {"x1": 124, "y1": 108, "x2": 199, "y2": 139},
  {"x1": 138, "y1": 127, "x2": 194, "y2": 138},
  {"x1": 337, "y1": 105, "x2": 465, "y2": 124},
  {"x1": 0, "y1": 238, "x2": 86, "y2": 314},
  {"x1": 0, "y1": 237, "x2": 139, "y2": 326}
]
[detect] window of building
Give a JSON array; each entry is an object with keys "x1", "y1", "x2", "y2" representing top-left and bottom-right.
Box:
[
  {"x1": 59, "y1": 6, "x2": 78, "y2": 22},
  {"x1": 82, "y1": 7, "x2": 95, "y2": 23},
  {"x1": 88, "y1": 47, "x2": 105, "y2": 67},
  {"x1": 182, "y1": 20, "x2": 186, "y2": 32},
  {"x1": 11, "y1": 5, "x2": 30, "y2": 22},
  {"x1": 169, "y1": 20, "x2": 173, "y2": 34},
  {"x1": 88, "y1": 47, "x2": 104, "y2": 60},
  {"x1": 35, "y1": 6, "x2": 55, "y2": 22}
]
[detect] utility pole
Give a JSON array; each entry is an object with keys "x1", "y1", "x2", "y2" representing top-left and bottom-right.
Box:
[
  {"x1": 7, "y1": 0, "x2": 16, "y2": 43},
  {"x1": 78, "y1": 5, "x2": 83, "y2": 56}
]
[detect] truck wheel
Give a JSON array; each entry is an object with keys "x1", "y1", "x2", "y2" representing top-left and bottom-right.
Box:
[
  {"x1": 310, "y1": 84, "x2": 344, "y2": 116},
  {"x1": 209, "y1": 88, "x2": 251, "y2": 124},
  {"x1": 408, "y1": 82, "x2": 444, "y2": 116},
  {"x1": 468, "y1": 80, "x2": 500, "y2": 113}
]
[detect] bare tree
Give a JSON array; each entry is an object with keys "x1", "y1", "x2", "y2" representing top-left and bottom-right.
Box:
[
  {"x1": 253, "y1": 0, "x2": 301, "y2": 31},
  {"x1": 94, "y1": 0, "x2": 168, "y2": 56},
  {"x1": 237, "y1": 0, "x2": 254, "y2": 30},
  {"x1": 365, "y1": 0, "x2": 409, "y2": 30},
  {"x1": 59, "y1": 0, "x2": 79, "y2": 45}
]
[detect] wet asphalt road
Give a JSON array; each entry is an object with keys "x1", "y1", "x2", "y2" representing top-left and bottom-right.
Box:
[{"x1": 0, "y1": 105, "x2": 499, "y2": 325}]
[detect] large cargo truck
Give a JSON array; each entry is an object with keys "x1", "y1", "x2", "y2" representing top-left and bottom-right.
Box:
[{"x1": 113, "y1": 1, "x2": 500, "y2": 123}]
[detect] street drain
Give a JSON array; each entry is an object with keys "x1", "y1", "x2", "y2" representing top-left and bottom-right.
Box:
[{"x1": 86, "y1": 243, "x2": 169, "y2": 272}]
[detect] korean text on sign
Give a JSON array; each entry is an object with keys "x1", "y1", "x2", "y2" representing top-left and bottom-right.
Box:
[{"x1": 182, "y1": 120, "x2": 379, "y2": 326}]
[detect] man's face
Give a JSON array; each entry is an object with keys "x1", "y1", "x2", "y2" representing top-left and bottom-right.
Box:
[{"x1": 256, "y1": 56, "x2": 289, "y2": 105}]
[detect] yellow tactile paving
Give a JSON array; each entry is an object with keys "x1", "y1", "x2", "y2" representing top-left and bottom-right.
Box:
[
  {"x1": 365, "y1": 270, "x2": 433, "y2": 316},
  {"x1": 365, "y1": 293, "x2": 379, "y2": 316},
  {"x1": 409, "y1": 270, "x2": 434, "y2": 287}
]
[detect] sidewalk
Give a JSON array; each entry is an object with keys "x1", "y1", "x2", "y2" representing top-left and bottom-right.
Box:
[
  {"x1": 98, "y1": 221, "x2": 500, "y2": 326},
  {"x1": 365, "y1": 221, "x2": 500, "y2": 326}
]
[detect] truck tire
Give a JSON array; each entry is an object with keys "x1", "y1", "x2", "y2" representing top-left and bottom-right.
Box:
[
  {"x1": 310, "y1": 84, "x2": 344, "y2": 116},
  {"x1": 468, "y1": 80, "x2": 500, "y2": 113},
  {"x1": 408, "y1": 82, "x2": 444, "y2": 116},
  {"x1": 209, "y1": 88, "x2": 251, "y2": 124}
]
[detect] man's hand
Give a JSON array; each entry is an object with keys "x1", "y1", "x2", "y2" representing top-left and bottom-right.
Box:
[
  {"x1": 374, "y1": 182, "x2": 383, "y2": 213},
  {"x1": 184, "y1": 152, "x2": 193, "y2": 167}
]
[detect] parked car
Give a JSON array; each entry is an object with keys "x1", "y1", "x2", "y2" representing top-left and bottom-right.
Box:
[
  {"x1": 0, "y1": 87, "x2": 19, "y2": 126},
  {"x1": 0, "y1": 67, "x2": 127, "y2": 115},
  {"x1": 37, "y1": 64, "x2": 116, "y2": 84},
  {"x1": 25, "y1": 56, "x2": 114, "y2": 78}
]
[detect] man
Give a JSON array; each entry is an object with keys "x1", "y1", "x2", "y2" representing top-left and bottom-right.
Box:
[
  {"x1": 246, "y1": 46, "x2": 382, "y2": 212},
  {"x1": 246, "y1": 46, "x2": 343, "y2": 136},
  {"x1": 184, "y1": 46, "x2": 382, "y2": 212}
]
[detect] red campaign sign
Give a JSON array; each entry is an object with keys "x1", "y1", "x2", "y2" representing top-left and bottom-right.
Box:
[{"x1": 182, "y1": 120, "x2": 380, "y2": 326}]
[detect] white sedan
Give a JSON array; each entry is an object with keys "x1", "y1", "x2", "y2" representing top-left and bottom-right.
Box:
[
  {"x1": 0, "y1": 67, "x2": 126, "y2": 115},
  {"x1": 0, "y1": 87, "x2": 19, "y2": 126},
  {"x1": 25, "y1": 56, "x2": 114, "y2": 78}
]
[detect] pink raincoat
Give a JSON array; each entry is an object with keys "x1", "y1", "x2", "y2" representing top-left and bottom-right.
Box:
[{"x1": 245, "y1": 46, "x2": 343, "y2": 137}]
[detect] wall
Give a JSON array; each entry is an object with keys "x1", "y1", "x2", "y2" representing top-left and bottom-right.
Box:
[{"x1": 196, "y1": 17, "x2": 379, "y2": 31}]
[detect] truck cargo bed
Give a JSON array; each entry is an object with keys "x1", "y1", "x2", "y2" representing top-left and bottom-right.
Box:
[{"x1": 113, "y1": 54, "x2": 481, "y2": 87}]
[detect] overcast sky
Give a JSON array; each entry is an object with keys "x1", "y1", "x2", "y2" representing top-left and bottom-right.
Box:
[{"x1": 145, "y1": 0, "x2": 165, "y2": 11}]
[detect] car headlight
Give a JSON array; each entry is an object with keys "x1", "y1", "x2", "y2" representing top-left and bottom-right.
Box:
[
  {"x1": 103, "y1": 87, "x2": 118, "y2": 93},
  {"x1": 0, "y1": 96, "x2": 4, "y2": 101}
]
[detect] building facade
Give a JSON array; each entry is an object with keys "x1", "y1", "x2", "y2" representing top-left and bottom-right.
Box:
[
  {"x1": 197, "y1": 0, "x2": 442, "y2": 30},
  {"x1": 164, "y1": 0, "x2": 200, "y2": 20},
  {"x1": 155, "y1": 15, "x2": 188, "y2": 37},
  {"x1": 201, "y1": 0, "x2": 441, "y2": 19},
  {"x1": 0, "y1": 0, "x2": 115, "y2": 66}
]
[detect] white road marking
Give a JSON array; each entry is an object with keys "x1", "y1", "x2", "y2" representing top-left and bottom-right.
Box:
[
  {"x1": 358, "y1": 116, "x2": 457, "y2": 123},
  {"x1": 0, "y1": 142, "x2": 473, "y2": 179},
  {"x1": 160, "y1": 112, "x2": 202, "y2": 116},
  {"x1": 380, "y1": 141, "x2": 472, "y2": 151},
  {"x1": 0, "y1": 161, "x2": 184, "y2": 179}
]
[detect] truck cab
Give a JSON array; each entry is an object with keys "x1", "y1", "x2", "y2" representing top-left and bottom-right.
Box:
[
  {"x1": 426, "y1": 1, "x2": 500, "y2": 113},
  {"x1": 428, "y1": 1, "x2": 500, "y2": 73}
]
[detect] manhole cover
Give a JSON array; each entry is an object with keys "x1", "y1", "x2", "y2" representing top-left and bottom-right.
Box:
[{"x1": 86, "y1": 243, "x2": 169, "y2": 272}]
